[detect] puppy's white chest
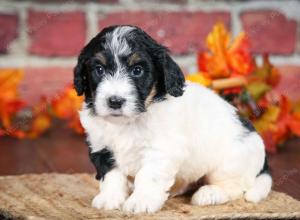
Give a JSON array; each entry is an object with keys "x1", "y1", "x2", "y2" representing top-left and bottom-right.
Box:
[
  {"x1": 108, "y1": 126, "x2": 146, "y2": 176},
  {"x1": 85, "y1": 115, "x2": 148, "y2": 176}
]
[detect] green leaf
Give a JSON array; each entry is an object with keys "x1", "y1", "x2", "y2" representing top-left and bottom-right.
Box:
[{"x1": 246, "y1": 82, "x2": 271, "y2": 101}]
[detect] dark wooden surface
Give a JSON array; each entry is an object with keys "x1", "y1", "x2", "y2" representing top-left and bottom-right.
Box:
[{"x1": 0, "y1": 122, "x2": 299, "y2": 200}]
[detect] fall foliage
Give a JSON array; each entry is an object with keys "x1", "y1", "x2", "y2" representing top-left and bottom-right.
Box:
[
  {"x1": 0, "y1": 69, "x2": 26, "y2": 138},
  {"x1": 51, "y1": 85, "x2": 84, "y2": 134},
  {"x1": 187, "y1": 23, "x2": 300, "y2": 153},
  {"x1": 0, "y1": 70, "x2": 83, "y2": 138},
  {"x1": 198, "y1": 23, "x2": 254, "y2": 79}
]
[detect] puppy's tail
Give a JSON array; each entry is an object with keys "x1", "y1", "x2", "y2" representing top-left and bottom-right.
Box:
[{"x1": 244, "y1": 157, "x2": 272, "y2": 203}]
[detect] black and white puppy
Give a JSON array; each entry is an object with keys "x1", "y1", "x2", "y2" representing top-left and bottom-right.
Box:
[{"x1": 74, "y1": 25, "x2": 272, "y2": 213}]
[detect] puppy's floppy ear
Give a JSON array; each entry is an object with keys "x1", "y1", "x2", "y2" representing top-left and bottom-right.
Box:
[
  {"x1": 73, "y1": 29, "x2": 108, "y2": 96},
  {"x1": 162, "y1": 53, "x2": 185, "y2": 97},
  {"x1": 131, "y1": 27, "x2": 185, "y2": 97},
  {"x1": 73, "y1": 54, "x2": 86, "y2": 96}
]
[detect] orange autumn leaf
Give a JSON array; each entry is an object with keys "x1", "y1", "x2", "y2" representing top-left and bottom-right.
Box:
[
  {"x1": 198, "y1": 23, "x2": 230, "y2": 78},
  {"x1": 288, "y1": 115, "x2": 300, "y2": 136},
  {"x1": 51, "y1": 85, "x2": 84, "y2": 134},
  {"x1": 52, "y1": 85, "x2": 83, "y2": 119},
  {"x1": 26, "y1": 97, "x2": 51, "y2": 139},
  {"x1": 4, "y1": 128, "x2": 26, "y2": 139},
  {"x1": 68, "y1": 117, "x2": 84, "y2": 134},
  {"x1": 255, "y1": 95, "x2": 300, "y2": 152},
  {"x1": 0, "y1": 69, "x2": 25, "y2": 129},
  {"x1": 286, "y1": 98, "x2": 300, "y2": 137},
  {"x1": 27, "y1": 114, "x2": 51, "y2": 139},
  {"x1": 227, "y1": 32, "x2": 254, "y2": 76},
  {"x1": 185, "y1": 73, "x2": 212, "y2": 87},
  {"x1": 271, "y1": 96, "x2": 292, "y2": 143},
  {"x1": 198, "y1": 23, "x2": 254, "y2": 79},
  {"x1": 253, "y1": 55, "x2": 281, "y2": 87},
  {"x1": 261, "y1": 131, "x2": 278, "y2": 153},
  {"x1": 254, "y1": 105, "x2": 280, "y2": 134},
  {"x1": 267, "y1": 65, "x2": 281, "y2": 87}
]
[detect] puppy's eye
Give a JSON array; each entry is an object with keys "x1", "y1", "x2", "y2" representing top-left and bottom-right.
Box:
[
  {"x1": 95, "y1": 65, "x2": 104, "y2": 76},
  {"x1": 131, "y1": 65, "x2": 144, "y2": 77}
]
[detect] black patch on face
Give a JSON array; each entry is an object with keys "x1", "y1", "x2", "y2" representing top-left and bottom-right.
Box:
[
  {"x1": 74, "y1": 25, "x2": 186, "y2": 113},
  {"x1": 257, "y1": 156, "x2": 271, "y2": 176},
  {"x1": 73, "y1": 26, "x2": 119, "y2": 103},
  {"x1": 238, "y1": 115, "x2": 256, "y2": 132},
  {"x1": 123, "y1": 51, "x2": 156, "y2": 112},
  {"x1": 126, "y1": 28, "x2": 185, "y2": 100},
  {"x1": 88, "y1": 146, "x2": 115, "y2": 181}
]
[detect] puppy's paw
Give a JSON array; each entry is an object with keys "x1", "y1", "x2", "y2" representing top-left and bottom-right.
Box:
[
  {"x1": 92, "y1": 191, "x2": 127, "y2": 210},
  {"x1": 244, "y1": 189, "x2": 262, "y2": 203},
  {"x1": 123, "y1": 191, "x2": 166, "y2": 213},
  {"x1": 191, "y1": 185, "x2": 229, "y2": 206}
]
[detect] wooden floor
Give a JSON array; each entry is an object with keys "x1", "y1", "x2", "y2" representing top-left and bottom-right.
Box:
[{"x1": 0, "y1": 122, "x2": 300, "y2": 201}]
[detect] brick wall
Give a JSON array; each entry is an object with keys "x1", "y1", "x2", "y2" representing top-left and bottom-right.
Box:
[{"x1": 0, "y1": 0, "x2": 299, "y2": 104}]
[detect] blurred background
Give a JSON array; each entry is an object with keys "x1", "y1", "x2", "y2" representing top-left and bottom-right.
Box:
[{"x1": 0, "y1": 0, "x2": 299, "y2": 200}]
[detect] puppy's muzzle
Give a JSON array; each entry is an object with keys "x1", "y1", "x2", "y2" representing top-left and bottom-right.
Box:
[{"x1": 107, "y1": 96, "x2": 126, "y2": 110}]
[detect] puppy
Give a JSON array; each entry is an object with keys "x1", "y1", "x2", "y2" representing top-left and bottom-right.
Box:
[{"x1": 74, "y1": 25, "x2": 272, "y2": 213}]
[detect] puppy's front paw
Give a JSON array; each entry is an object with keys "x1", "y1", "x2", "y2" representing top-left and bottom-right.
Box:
[
  {"x1": 123, "y1": 191, "x2": 166, "y2": 213},
  {"x1": 191, "y1": 185, "x2": 229, "y2": 206},
  {"x1": 92, "y1": 191, "x2": 127, "y2": 210}
]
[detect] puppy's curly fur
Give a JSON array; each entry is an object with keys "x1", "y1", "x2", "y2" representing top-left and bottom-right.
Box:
[{"x1": 74, "y1": 25, "x2": 272, "y2": 213}]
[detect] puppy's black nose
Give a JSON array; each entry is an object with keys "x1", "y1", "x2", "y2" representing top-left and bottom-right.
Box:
[{"x1": 107, "y1": 96, "x2": 126, "y2": 109}]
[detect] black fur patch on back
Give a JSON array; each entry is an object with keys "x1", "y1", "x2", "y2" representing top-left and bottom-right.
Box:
[
  {"x1": 257, "y1": 156, "x2": 271, "y2": 176},
  {"x1": 88, "y1": 147, "x2": 115, "y2": 181},
  {"x1": 238, "y1": 115, "x2": 256, "y2": 132}
]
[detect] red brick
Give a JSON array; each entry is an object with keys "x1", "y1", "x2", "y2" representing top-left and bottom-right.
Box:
[
  {"x1": 28, "y1": 11, "x2": 86, "y2": 57},
  {"x1": 297, "y1": 22, "x2": 300, "y2": 54},
  {"x1": 160, "y1": 0, "x2": 187, "y2": 3},
  {"x1": 33, "y1": 0, "x2": 118, "y2": 2},
  {"x1": 0, "y1": 13, "x2": 18, "y2": 54},
  {"x1": 241, "y1": 10, "x2": 297, "y2": 55},
  {"x1": 275, "y1": 65, "x2": 300, "y2": 101},
  {"x1": 135, "y1": 0, "x2": 187, "y2": 4},
  {"x1": 20, "y1": 67, "x2": 73, "y2": 105},
  {"x1": 96, "y1": 0, "x2": 119, "y2": 3},
  {"x1": 98, "y1": 11, "x2": 230, "y2": 55}
]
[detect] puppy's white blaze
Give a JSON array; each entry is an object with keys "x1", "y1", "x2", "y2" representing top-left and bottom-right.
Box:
[
  {"x1": 101, "y1": 27, "x2": 137, "y2": 117},
  {"x1": 100, "y1": 76, "x2": 132, "y2": 96},
  {"x1": 95, "y1": 73, "x2": 137, "y2": 116},
  {"x1": 105, "y1": 26, "x2": 135, "y2": 56},
  {"x1": 104, "y1": 26, "x2": 135, "y2": 93}
]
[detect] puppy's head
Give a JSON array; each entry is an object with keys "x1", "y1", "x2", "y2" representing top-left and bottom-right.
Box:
[{"x1": 74, "y1": 25, "x2": 185, "y2": 120}]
